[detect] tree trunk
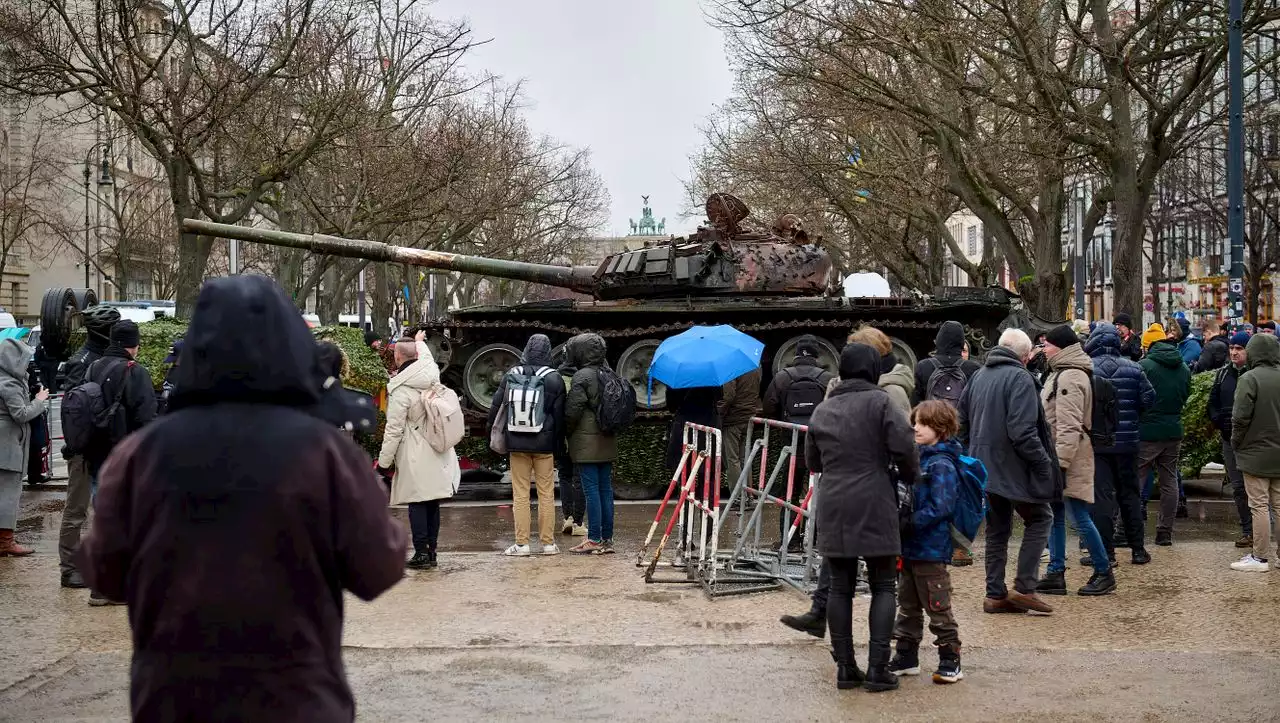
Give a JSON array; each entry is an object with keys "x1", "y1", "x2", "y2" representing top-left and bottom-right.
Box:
[
  {"x1": 170, "y1": 164, "x2": 215, "y2": 318},
  {"x1": 371, "y1": 263, "x2": 391, "y2": 337}
]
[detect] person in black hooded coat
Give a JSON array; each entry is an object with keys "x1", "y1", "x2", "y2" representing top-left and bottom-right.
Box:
[
  {"x1": 78, "y1": 276, "x2": 407, "y2": 723},
  {"x1": 805, "y1": 342, "x2": 916, "y2": 691},
  {"x1": 664, "y1": 386, "x2": 722, "y2": 475},
  {"x1": 912, "y1": 321, "x2": 982, "y2": 405}
]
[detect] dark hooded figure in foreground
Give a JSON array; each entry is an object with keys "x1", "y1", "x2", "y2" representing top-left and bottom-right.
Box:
[{"x1": 79, "y1": 275, "x2": 407, "y2": 723}]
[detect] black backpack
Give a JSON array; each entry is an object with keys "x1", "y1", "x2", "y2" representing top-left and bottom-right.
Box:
[
  {"x1": 595, "y1": 367, "x2": 636, "y2": 435},
  {"x1": 1050, "y1": 368, "x2": 1118, "y2": 448},
  {"x1": 782, "y1": 367, "x2": 827, "y2": 423},
  {"x1": 926, "y1": 360, "x2": 967, "y2": 407},
  {"x1": 61, "y1": 359, "x2": 132, "y2": 454}
]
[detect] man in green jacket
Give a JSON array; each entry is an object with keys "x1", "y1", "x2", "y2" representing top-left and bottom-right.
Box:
[
  {"x1": 1137, "y1": 339, "x2": 1192, "y2": 546},
  {"x1": 718, "y1": 367, "x2": 762, "y2": 489},
  {"x1": 1230, "y1": 333, "x2": 1280, "y2": 572}
]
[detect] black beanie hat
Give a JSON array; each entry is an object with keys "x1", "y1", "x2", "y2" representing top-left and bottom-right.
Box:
[
  {"x1": 110, "y1": 320, "x2": 141, "y2": 348},
  {"x1": 1113, "y1": 312, "x2": 1133, "y2": 329},
  {"x1": 1045, "y1": 324, "x2": 1078, "y2": 349}
]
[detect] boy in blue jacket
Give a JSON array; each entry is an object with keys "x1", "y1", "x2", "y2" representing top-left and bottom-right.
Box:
[{"x1": 888, "y1": 400, "x2": 963, "y2": 684}]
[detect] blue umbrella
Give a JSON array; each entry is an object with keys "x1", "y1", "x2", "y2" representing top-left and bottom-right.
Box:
[{"x1": 648, "y1": 325, "x2": 764, "y2": 391}]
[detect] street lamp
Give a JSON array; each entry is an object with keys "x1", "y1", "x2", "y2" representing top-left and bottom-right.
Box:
[{"x1": 83, "y1": 143, "x2": 113, "y2": 289}]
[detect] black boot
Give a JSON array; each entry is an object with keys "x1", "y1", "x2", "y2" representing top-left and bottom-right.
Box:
[
  {"x1": 406, "y1": 552, "x2": 431, "y2": 570},
  {"x1": 863, "y1": 665, "x2": 899, "y2": 692},
  {"x1": 427, "y1": 547, "x2": 438, "y2": 569},
  {"x1": 1035, "y1": 571, "x2": 1067, "y2": 596},
  {"x1": 830, "y1": 645, "x2": 863, "y2": 690},
  {"x1": 1078, "y1": 571, "x2": 1116, "y2": 596},
  {"x1": 1131, "y1": 548, "x2": 1151, "y2": 565},
  {"x1": 780, "y1": 608, "x2": 827, "y2": 638}
]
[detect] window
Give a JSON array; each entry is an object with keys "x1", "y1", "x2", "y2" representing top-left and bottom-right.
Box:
[
  {"x1": 9, "y1": 282, "x2": 17, "y2": 309},
  {"x1": 967, "y1": 226, "x2": 978, "y2": 256},
  {"x1": 125, "y1": 269, "x2": 151, "y2": 301}
]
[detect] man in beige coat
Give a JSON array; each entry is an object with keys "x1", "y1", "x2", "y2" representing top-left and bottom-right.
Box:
[
  {"x1": 378, "y1": 333, "x2": 460, "y2": 569},
  {"x1": 1035, "y1": 325, "x2": 1115, "y2": 597}
]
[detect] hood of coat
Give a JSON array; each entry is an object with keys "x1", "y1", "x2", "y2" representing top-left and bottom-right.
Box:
[
  {"x1": 838, "y1": 342, "x2": 881, "y2": 382},
  {"x1": 985, "y1": 344, "x2": 1025, "y2": 369},
  {"x1": 0, "y1": 338, "x2": 30, "y2": 383},
  {"x1": 879, "y1": 362, "x2": 915, "y2": 396},
  {"x1": 1048, "y1": 342, "x2": 1092, "y2": 373},
  {"x1": 1145, "y1": 340, "x2": 1184, "y2": 368},
  {"x1": 388, "y1": 351, "x2": 437, "y2": 392},
  {"x1": 920, "y1": 438, "x2": 963, "y2": 462},
  {"x1": 170, "y1": 276, "x2": 321, "y2": 411},
  {"x1": 568, "y1": 333, "x2": 607, "y2": 369},
  {"x1": 521, "y1": 334, "x2": 553, "y2": 367},
  {"x1": 1246, "y1": 332, "x2": 1280, "y2": 369},
  {"x1": 934, "y1": 321, "x2": 966, "y2": 360},
  {"x1": 1085, "y1": 322, "x2": 1123, "y2": 358}
]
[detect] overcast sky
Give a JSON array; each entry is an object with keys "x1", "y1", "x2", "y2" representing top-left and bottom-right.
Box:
[{"x1": 431, "y1": 0, "x2": 734, "y2": 237}]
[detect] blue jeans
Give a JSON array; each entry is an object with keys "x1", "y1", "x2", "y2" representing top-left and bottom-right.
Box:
[
  {"x1": 577, "y1": 463, "x2": 614, "y2": 543},
  {"x1": 1049, "y1": 498, "x2": 1110, "y2": 575}
]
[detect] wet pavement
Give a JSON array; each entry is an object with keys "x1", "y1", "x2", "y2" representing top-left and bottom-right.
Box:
[{"x1": 2, "y1": 492, "x2": 1279, "y2": 721}]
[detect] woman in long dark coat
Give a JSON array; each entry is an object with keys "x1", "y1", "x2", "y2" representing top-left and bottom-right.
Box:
[{"x1": 805, "y1": 343, "x2": 917, "y2": 692}]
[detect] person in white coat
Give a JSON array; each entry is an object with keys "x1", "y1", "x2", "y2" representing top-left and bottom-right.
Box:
[{"x1": 377, "y1": 332, "x2": 460, "y2": 569}]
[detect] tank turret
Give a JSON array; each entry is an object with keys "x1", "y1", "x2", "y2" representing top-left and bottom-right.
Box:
[{"x1": 180, "y1": 194, "x2": 834, "y2": 301}]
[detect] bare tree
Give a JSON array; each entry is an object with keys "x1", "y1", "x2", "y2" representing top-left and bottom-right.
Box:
[
  {"x1": 0, "y1": 106, "x2": 73, "y2": 287},
  {"x1": 0, "y1": 0, "x2": 482, "y2": 315}
]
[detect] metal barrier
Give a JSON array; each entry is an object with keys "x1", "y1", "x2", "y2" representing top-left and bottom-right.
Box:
[
  {"x1": 637, "y1": 422, "x2": 721, "y2": 584},
  {"x1": 637, "y1": 417, "x2": 825, "y2": 599}
]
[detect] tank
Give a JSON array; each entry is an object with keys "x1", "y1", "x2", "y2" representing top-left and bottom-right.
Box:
[{"x1": 181, "y1": 194, "x2": 1021, "y2": 421}]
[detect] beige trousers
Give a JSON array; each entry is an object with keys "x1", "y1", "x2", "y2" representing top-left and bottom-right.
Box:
[{"x1": 510, "y1": 452, "x2": 556, "y2": 546}]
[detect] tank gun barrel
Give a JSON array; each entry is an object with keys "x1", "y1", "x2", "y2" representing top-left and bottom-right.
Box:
[{"x1": 181, "y1": 219, "x2": 598, "y2": 294}]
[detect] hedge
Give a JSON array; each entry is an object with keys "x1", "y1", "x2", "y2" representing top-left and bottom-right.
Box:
[
  {"x1": 1180, "y1": 371, "x2": 1222, "y2": 479},
  {"x1": 67, "y1": 319, "x2": 389, "y2": 456}
]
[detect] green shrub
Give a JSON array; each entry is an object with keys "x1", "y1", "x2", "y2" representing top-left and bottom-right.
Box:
[{"x1": 1180, "y1": 371, "x2": 1222, "y2": 479}]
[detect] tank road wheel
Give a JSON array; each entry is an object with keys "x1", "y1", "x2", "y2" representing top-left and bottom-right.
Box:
[
  {"x1": 888, "y1": 335, "x2": 918, "y2": 371},
  {"x1": 463, "y1": 343, "x2": 520, "y2": 412},
  {"x1": 72, "y1": 288, "x2": 98, "y2": 314},
  {"x1": 773, "y1": 335, "x2": 840, "y2": 377},
  {"x1": 39, "y1": 287, "x2": 79, "y2": 360},
  {"x1": 617, "y1": 339, "x2": 666, "y2": 410},
  {"x1": 424, "y1": 332, "x2": 452, "y2": 374}
]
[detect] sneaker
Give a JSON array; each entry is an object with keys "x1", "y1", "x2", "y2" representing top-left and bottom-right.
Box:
[
  {"x1": 571, "y1": 524, "x2": 588, "y2": 537},
  {"x1": 1077, "y1": 571, "x2": 1117, "y2": 596},
  {"x1": 933, "y1": 651, "x2": 963, "y2": 684},
  {"x1": 1154, "y1": 529, "x2": 1173, "y2": 546},
  {"x1": 406, "y1": 552, "x2": 432, "y2": 569},
  {"x1": 561, "y1": 518, "x2": 575, "y2": 535},
  {"x1": 779, "y1": 609, "x2": 827, "y2": 638},
  {"x1": 1035, "y1": 571, "x2": 1067, "y2": 596},
  {"x1": 600, "y1": 539, "x2": 617, "y2": 554},
  {"x1": 570, "y1": 540, "x2": 604, "y2": 554},
  {"x1": 1236, "y1": 534, "x2": 1254, "y2": 549},
  {"x1": 1230, "y1": 554, "x2": 1270, "y2": 572},
  {"x1": 542, "y1": 544, "x2": 561, "y2": 556},
  {"x1": 502, "y1": 544, "x2": 531, "y2": 557},
  {"x1": 1131, "y1": 548, "x2": 1151, "y2": 565},
  {"x1": 887, "y1": 648, "x2": 920, "y2": 677},
  {"x1": 88, "y1": 591, "x2": 125, "y2": 607},
  {"x1": 951, "y1": 547, "x2": 974, "y2": 566}
]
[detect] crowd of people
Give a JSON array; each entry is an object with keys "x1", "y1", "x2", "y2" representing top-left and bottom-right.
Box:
[
  {"x1": 3, "y1": 273, "x2": 1279, "y2": 713},
  {"x1": 768, "y1": 312, "x2": 1280, "y2": 692}
]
